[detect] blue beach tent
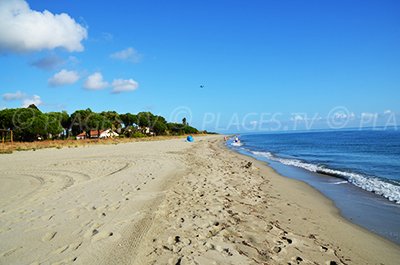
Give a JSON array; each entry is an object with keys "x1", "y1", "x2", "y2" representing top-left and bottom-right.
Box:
[{"x1": 187, "y1": 135, "x2": 194, "y2": 142}]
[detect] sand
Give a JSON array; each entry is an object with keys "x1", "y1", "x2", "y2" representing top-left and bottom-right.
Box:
[{"x1": 0, "y1": 136, "x2": 399, "y2": 265}]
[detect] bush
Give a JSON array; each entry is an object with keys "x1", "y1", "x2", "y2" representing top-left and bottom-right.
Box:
[{"x1": 131, "y1": 132, "x2": 146, "y2": 138}]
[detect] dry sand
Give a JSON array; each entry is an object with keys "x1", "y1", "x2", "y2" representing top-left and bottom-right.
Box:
[{"x1": 0, "y1": 136, "x2": 399, "y2": 265}]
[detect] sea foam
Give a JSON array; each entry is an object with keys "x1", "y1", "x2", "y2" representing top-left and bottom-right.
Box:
[{"x1": 251, "y1": 151, "x2": 400, "y2": 204}]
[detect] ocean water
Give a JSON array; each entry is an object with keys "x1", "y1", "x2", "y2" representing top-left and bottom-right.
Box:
[
  {"x1": 231, "y1": 129, "x2": 400, "y2": 204},
  {"x1": 228, "y1": 129, "x2": 400, "y2": 244}
]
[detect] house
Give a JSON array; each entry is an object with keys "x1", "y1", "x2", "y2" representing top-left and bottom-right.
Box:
[
  {"x1": 76, "y1": 132, "x2": 86, "y2": 140},
  {"x1": 99, "y1": 129, "x2": 119, "y2": 139},
  {"x1": 138, "y1": 126, "x2": 154, "y2": 135},
  {"x1": 89, "y1": 130, "x2": 101, "y2": 138},
  {"x1": 76, "y1": 129, "x2": 119, "y2": 140}
]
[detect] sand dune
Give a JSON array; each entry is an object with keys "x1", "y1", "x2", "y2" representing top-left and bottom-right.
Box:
[{"x1": 0, "y1": 136, "x2": 399, "y2": 265}]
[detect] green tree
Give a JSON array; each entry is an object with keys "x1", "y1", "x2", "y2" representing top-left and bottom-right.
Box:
[
  {"x1": 136, "y1": 112, "x2": 154, "y2": 128},
  {"x1": 45, "y1": 112, "x2": 65, "y2": 138},
  {"x1": 25, "y1": 114, "x2": 47, "y2": 140},
  {"x1": 183, "y1": 125, "x2": 198, "y2": 134},
  {"x1": 86, "y1": 113, "x2": 112, "y2": 138},
  {"x1": 100, "y1": 111, "x2": 122, "y2": 130},
  {"x1": 70, "y1": 108, "x2": 93, "y2": 136},
  {"x1": 27, "y1": 104, "x2": 40, "y2": 111},
  {"x1": 47, "y1": 111, "x2": 70, "y2": 138},
  {"x1": 153, "y1": 120, "x2": 167, "y2": 135},
  {"x1": 11, "y1": 107, "x2": 42, "y2": 141},
  {"x1": 0, "y1": 108, "x2": 17, "y2": 130},
  {"x1": 120, "y1": 113, "x2": 137, "y2": 127},
  {"x1": 167, "y1": 122, "x2": 184, "y2": 135}
]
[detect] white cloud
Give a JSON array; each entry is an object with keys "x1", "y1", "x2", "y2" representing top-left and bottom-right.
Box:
[
  {"x1": 111, "y1": 79, "x2": 139, "y2": 93},
  {"x1": 48, "y1": 69, "x2": 80, "y2": 87},
  {"x1": 22, "y1": 95, "x2": 42, "y2": 107},
  {"x1": 384, "y1": 110, "x2": 393, "y2": 115},
  {"x1": 2, "y1": 91, "x2": 26, "y2": 101},
  {"x1": 0, "y1": 0, "x2": 87, "y2": 53},
  {"x1": 110, "y1": 47, "x2": 142, "y2": 63},
  {"x1": 82, "y1": 73, "x2": 139, "y2": 93},
  {"x1": 2, "y1": 91, "x2": 43, "y2": 107},
  {"x1": 84, "y1": 72, "x2": 109, "y2": 90}
]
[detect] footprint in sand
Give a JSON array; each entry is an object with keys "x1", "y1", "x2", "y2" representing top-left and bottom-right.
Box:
[
  {"x1": 282, "y1": 236, "x2": 293, "y2": 244},
  {"x1": 42, "y1": 231, "x2": 57, "y2": 241},
  {"x1": 91, "y1": 230, "x2": 114, "y2": 242},
  {"x1": 53, "y1": 245, "x2": 69, "y2": 254},
  {"x1": 294, "y1": 256, "x2": 304, "y2": 264},
  {"x1": 73, "y1": 242, "x2": 83, "y2": 251},
  {"x1": 2, "y1": 247, "x2": 22, "y2": 257}
]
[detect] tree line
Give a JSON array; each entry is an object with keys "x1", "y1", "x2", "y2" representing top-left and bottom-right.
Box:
[{"x1": 0, "y1": 104, "x2": 200, "y2": 141}]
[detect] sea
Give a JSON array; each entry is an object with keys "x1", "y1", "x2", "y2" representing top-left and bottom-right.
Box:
[{"x1": 228, "y1": 128, "x2": 400, "y2": 245}]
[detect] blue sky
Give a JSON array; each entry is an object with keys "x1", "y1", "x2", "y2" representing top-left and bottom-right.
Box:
[{"x1": 0, "y1": 0, "x2": 399, "y2": 132}]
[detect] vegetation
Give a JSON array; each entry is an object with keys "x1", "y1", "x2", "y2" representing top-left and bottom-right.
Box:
[{"x1": 0, "y1": 105, "x2": 202, "y2": 142}]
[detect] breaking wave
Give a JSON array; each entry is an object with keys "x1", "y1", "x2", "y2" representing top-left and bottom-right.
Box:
[{"x1": 250, "y1": 151, "x2": 400, "y2": 204}]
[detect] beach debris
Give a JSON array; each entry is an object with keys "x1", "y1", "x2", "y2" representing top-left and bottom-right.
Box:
[
  {"x1": 244, "y1": 161, "x2": 253, "y2": 169},
  {"x1": 273, "y1": 246, "x2": 281, "y2": 253},
  {"x1": 167, "y1": 235, "x2": 181, "y2": 245}
]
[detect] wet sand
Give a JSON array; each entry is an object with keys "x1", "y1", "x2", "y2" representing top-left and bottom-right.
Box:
[{"x1": 0, "y1": 136, "x2": 399, "y2": 264}]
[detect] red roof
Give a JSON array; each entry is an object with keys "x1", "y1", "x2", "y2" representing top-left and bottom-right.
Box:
[
  {"x1": 77, "y1": 130, "x2": 107, "y2": 138},
  {"x1": 89, "y1": 130, "x2": 106, "y2": 137},
  {"x1": 77, "y1": 132, "x2": 86, "y2": 137}
]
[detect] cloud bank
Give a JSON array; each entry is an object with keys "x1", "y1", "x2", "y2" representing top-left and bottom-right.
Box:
[
  {"x1": 0, "y1": 0, "x2": 87, "y2": 53},
  {"x1": 48, "y1": 69, "x2": 80, "y2": 87}
]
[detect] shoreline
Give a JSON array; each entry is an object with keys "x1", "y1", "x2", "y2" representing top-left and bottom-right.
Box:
[
  {"x1": 230, "y1": 141, "x2": 400, "y2": 245},
  {"x1": 225, "y1": 140, "x2": 400, "y2": 255},
  {"x1": 0, "y1": 136, "x2": 399, "y2": 264},
  {"x1": 135, "y1": 137, "x2": 400, "y2": 264},
  {"x1": 225, "y1": 142, "x2": 400, "y2": 245}
]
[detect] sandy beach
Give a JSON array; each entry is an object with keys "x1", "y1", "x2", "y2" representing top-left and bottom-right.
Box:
[{"x1": 0, "y1": 136, "x2": 399, "y2": 265}]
